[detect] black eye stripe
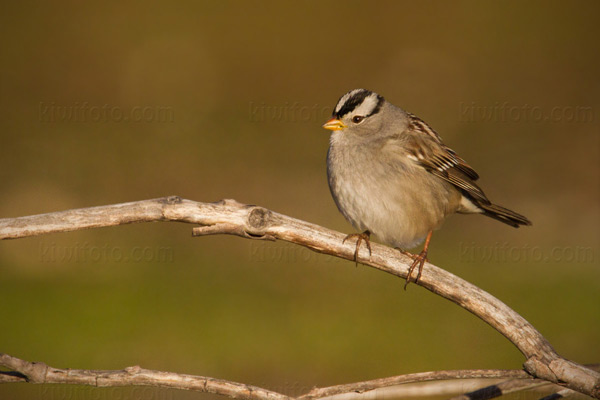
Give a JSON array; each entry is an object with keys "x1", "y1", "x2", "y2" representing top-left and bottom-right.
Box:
[{"x1": 333, "y1": 90, "x2": 385, "y2": 119}]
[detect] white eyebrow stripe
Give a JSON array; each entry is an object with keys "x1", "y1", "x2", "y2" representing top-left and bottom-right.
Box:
[{"x1": 352, "y1": 93, "x2": 379, "y2": 116}]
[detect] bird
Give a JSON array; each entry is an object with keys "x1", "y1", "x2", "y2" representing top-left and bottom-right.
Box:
[{"x1": 323, "y1": 88, "x2": 531, "y2": 288}]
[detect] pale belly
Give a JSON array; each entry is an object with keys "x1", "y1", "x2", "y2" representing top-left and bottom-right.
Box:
[{"x1": 327, "y1": 143, "x2": 460, "y2": 249}]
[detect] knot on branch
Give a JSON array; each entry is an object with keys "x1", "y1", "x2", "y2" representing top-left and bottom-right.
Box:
[
  {"x1": 248, "y1": 207, "x2": 272, "y2": 230},
  {"x1": 191, "y1": 204, "x2": 276, "y2": 240},
  {"x1": 244, "y1": 206, "x2": 275, "y2": 240}
]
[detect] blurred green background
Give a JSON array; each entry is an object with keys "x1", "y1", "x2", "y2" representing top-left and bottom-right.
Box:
[{"x1": 1, "y1": 1, "x2": 598, "y2": 399}]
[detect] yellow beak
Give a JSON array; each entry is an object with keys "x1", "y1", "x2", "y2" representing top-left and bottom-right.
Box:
[{"x1": 322, "y1": 118, "x2": 346, "y2": 131}]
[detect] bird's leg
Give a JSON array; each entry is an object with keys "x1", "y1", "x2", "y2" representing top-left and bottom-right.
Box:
[
  {"x1": 342, "y1": 230, "x2": 372, "y2": 266},
  {"x1": 400, "y1": 230, "x2": 433, "y2": 290},
  {"x1": 395, "y1": 248, "x2": 428, "y2": 263}
]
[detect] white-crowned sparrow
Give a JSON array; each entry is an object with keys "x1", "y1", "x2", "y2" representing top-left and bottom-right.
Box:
[{"x1": 323, "y1": 89, "x2": 531, "y2": 287}]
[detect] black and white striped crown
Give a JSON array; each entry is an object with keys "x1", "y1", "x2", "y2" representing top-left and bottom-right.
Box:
[{"x1": 332, "y1": 89, "x2": 385, "y2": 119}]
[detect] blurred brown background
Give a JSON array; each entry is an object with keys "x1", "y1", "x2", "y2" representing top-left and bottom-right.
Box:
[{"x1": 1, "y1": 1, "x2": 598, "y2": 399}]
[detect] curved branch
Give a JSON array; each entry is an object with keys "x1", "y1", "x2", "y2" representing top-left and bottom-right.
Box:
[{"x1": 0, "y1": 197, "x2": 598, "y2": 397}]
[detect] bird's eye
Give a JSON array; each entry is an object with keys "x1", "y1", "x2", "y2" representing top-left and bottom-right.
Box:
[{"x1": 352, "y1": 115, "x2": 365, "y2": 124}]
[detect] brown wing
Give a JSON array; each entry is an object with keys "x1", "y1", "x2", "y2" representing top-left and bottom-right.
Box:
[
  {"x1": 405, "y1": 114, "x2": 489, "y2": 204},
  {"x1": 404, "y1": 114, "x2": 532, "y2": 227}
]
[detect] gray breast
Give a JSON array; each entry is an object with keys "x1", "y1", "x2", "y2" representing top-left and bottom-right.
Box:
[{"x1": 327, "y1": 133, "x2": 459, "y2": 249}]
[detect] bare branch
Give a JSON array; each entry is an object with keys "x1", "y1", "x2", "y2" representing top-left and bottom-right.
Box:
[
  {"x1": 298, "y1": 369, "x2": 532, "y2": 400},
  {"x1": 1, "y1": 197, "x2": 599, "y2": 397},
  {"x1": 326, "y1": 379, "x2": 505, "y2": 400},
  {"x1": 0, "y1": 354, "x2": 537, "y2": 400},
  {"x1": 0, "y1": 353, "x2": 289, "y2": 400}
]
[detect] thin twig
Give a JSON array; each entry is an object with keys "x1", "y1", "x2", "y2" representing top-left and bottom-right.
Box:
[
  {"x1": 324, "y1": 379, "x2": 504, "y2": 400},
  {"x1": 297, "y1": 369, "x2": 532, "y2": 400}
]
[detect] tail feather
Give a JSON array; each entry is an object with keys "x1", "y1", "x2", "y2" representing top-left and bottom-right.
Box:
[{"x1": 480, "y1": 203, "x2": 532, "y2": 228}]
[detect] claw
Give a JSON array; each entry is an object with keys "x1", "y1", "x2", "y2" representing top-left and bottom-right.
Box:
[
  {"x1": 403, "y1": 250, "x2": 428, "y2": 290},
  {"x1": 343, "y1": 230, "x2": 371, "y2": 266},
  {"x1": 399, "y1": 230, "x2": 433, "y2": 290}
]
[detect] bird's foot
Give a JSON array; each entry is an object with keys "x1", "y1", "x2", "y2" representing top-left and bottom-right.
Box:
[
  {"x1": 343, "y1": 230, "x2": 371, "y2": 266},
  {"x1": 397, "y1": 230, "x2": 433, "y2": 290},
  {"x1": 394, "y1": 248, "x2": 428, "y2": 290},
  {"x1": 395, "y1": 248, "x2": 429, "y2": 263},
  {"x1": 405, "y1": 249, "x2": 428, "y2": 289}
]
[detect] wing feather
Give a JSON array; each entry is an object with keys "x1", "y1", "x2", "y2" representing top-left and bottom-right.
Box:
[{"x1": 404, "y1": 114, "x2": 490, "y2": 205}]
